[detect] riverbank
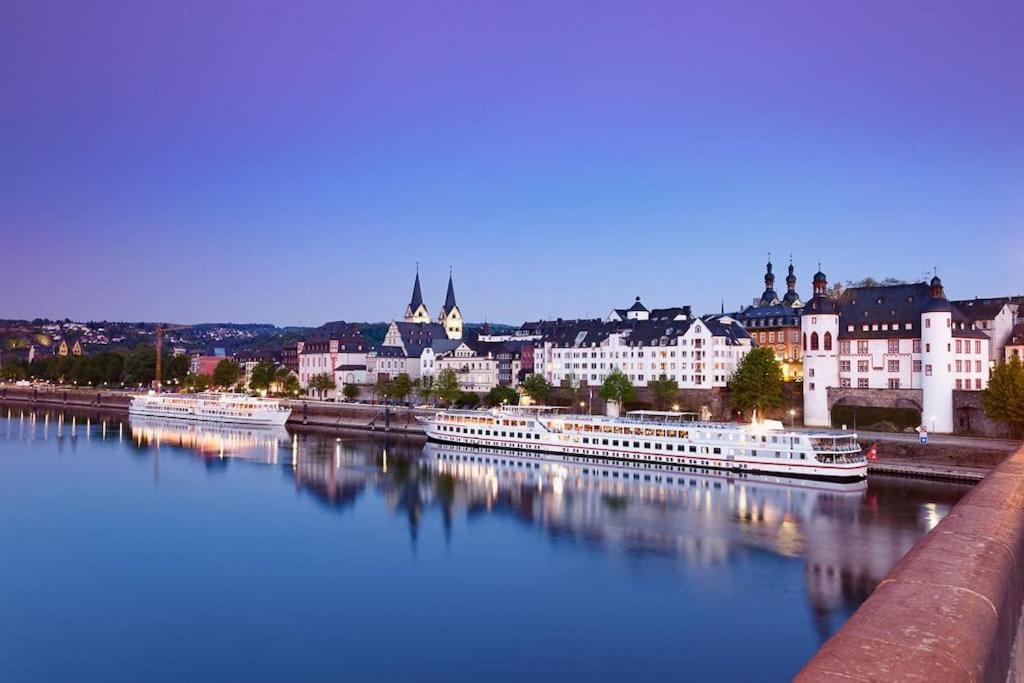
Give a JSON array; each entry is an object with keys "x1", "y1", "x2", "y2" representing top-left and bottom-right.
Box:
[{"x1": 2, "y1": 385, "x2": 1017, "y2": 482}]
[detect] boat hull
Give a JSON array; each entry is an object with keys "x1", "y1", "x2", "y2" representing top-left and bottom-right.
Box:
[{"x1": 421, "y1": 419, "x2": 867, "y2": 481}]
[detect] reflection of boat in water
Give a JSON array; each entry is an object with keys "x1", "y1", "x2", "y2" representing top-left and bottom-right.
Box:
[
  {"x1": 423, "y1": 441, "x2": 868, "y2": 499},
  {"x1": 129, "y1": 415, "x2": 289, "y2": 461}
]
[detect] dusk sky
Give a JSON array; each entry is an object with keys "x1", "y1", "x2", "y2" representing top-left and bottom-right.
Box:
[{"x1": 2, "y1": 1, "x2": 1022, "y2": 326}]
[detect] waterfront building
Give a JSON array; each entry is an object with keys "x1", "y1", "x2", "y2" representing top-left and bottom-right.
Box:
[
  {"x1": 189, "y1": 355, "x2": 222, "y2": 377},
  {"x1": 434, "y1": 341, "x2": 501, "y2": 392},
  {"x1": 530, "y1": 298, "x2": 752, "y2": 390},
  {"x1": 801, "y1": 270, "x2": 990, "y2": 432},
  {"x1": 951, "y1": 296, "x2": 1022, "y2": 363},
  {"x1": 298, "y1": 325, "x2": 369, "y2": 394},
  {"x1": 282, "y1": 340, "x2": 303, "y2": 374},
  {"x1": 735, "y1": 257, "x2": 805, "y2": 381}
]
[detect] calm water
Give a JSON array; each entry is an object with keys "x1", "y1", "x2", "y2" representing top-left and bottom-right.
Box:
[{"x1": 0, "y1": 406, "x2": 970, "y2": 682}]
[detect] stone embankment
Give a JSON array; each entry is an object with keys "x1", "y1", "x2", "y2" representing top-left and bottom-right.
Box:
[{"x1": 798, "y1": 445, "x2": 1024, "y2": 682}]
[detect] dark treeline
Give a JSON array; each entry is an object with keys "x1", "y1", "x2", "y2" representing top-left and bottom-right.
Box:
[{"x1": 1, "y1": 346, "x2": 190, "y2": 387}]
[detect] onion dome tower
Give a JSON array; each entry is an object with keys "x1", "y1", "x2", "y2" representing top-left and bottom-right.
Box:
[
  {"x1": 759, "y1": 255, "x2": 780, "y2": 306},
  {"x1": 782, "y1": 258, "x2": 802, "y2": 308},
  {"x1": 801, "y1": 265, "x2": 839, "y2": 427}
]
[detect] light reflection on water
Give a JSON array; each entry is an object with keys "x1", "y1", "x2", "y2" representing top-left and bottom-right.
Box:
[{"x1": 0, "y1": 406, "x2": 970, "y2": 682}]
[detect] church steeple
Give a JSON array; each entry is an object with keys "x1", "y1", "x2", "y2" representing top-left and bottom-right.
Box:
[
  {"x1": 437, "y1": 267, "x2": 463, "y2": 340},
  {"x1": 404, "y1": 265, "x2": 430, "y2": 323},
  {"x1": 782, "y1": 256, "x2": 802, "y2": 308},
  {"x1": 759, "y1": 253, "x2": 780, "y2": 306}
]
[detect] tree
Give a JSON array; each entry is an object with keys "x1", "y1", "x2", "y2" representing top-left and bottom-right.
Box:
[
  {"x1": 648, "y1": 377, "x2": 679, "y2": 410},
  {"x1": 249, "y1": 360, "x2": 279, "y2": 393},
  {"x1": 182, "y1": 373, "x2": 210, "y2": 392},
  {"x1": 308, "y1": 372, "x2": 336, "y2": 399},
  {"x1": 279, "y1": 372, "x2": 300, "y2": 396},
  {"x1": 981, "y1": 355, "x2": 1024, "y2": 438},
  {"x1": 434, "y1": 368, "x2": 461, "y2": 406},
  {"x1": 374, "y1": 375, "x2": 391, "y2": 402},
  {"x1": 728, "y1": 347, "x2": 784, "y2": 417},
  {"x1": 416, "y1": 375, "x2": 435, "y2": 405},
  {"x1": 0, "y1": 362, "x2": 27, "y2": 381},
  {"x1": 485, "y1": 385, "x2": 519, "y2": 407},
  {"x1": 342, "y1": 383, "x2": 360, "y2": 401},
  {"x1": 599, "y1": 369, "x2": 636, "y2": 405},
  {"x1": 388, "y1": 373, "x2": 414, "y2": 403},
  {"x1": 521, "y1": 373, "x2": 552, "y2": 404},
  {"x1": 561, "y1": 372, "x2": 585, "y2": 407},
  {"x1": 164, "y1": 353, "x2": 191, "y2": 385},
  {"x1": 455, "y1": 391, "x2": 480, "y2": 408},
  {"x1": 212, "y1": 359, "x2": 243, "y2": 388},
  {"x1": 122, "y1": 345, "x2": 157, "y2": 386}
]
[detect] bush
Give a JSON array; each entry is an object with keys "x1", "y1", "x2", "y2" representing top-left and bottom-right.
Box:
[{"x1": 455, "y1": 391, "x2": 480, "y2": 408}]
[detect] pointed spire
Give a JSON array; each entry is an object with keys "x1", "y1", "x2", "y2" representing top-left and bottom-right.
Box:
[
  {"x1": 443, "y1": 267, "x2": 457, "y2": 311},
  {"x1": 409, "y1": 266, "x2": 424, "y2": 310}
]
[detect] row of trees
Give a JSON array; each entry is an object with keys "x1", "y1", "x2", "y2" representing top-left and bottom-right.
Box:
[{"x1": 0, "y1": 346, "x2": 192, "y2": 388}]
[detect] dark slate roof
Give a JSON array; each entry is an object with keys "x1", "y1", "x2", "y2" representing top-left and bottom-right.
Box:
[
  {"x1": 649, "y1": 306, "x2": 692, "y2": 320},
  {"x1": 375, "y1": 346, "x2": 407, "y2": 358},
  {"x1": 736, "y1": 303, "x2": 800, "y2": 328},
  {"x1": 828, "y1": 282, "x2": 983, "y2": 339},
  {"x1": 335, "y1": 364, "x2": 366, "y2": 371},
  {"x1": 441, "y1": 273, "x2": 457, "y2": 312},
  {"x1": 702, "y1": 315, "x2": 752, "y2": 345},
  {"x1": 627, "y1": 297, "x2": 648, "y2": 312},
  {"x1": 952, "y1": 298, "x2": 1014, "y2": 321},
  {"x1": 759, "y1": 289, "x2": 780, "y2": 306},
  {"x1": 409, "y1": 271, "x2": 424, "y2": 310}
]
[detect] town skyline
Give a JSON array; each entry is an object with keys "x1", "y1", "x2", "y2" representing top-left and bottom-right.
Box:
[{"x1": 3, "y1": 1, "x2": 1022, "y2": 325}]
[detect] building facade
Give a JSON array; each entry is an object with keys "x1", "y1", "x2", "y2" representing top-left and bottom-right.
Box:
[
  {"x1": 298, "y1": 326, "x2": 369, "y2": 395},
  {"x1": 531, "y1": 298, "x2": 752, "y2": 390},
  {"x1": 802, "y1": 271, "x2": 989, "y2": 433},
  {"x1": 735, "y1": 258, "x2": 805, "y2": 381}
]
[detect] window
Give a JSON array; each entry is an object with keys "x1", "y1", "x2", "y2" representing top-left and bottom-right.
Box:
[
  {"x1": 823, "y1": 331, "x2": 832, "y2": 351},
  {"x1": 888, "y1": 360, "x2": 899, "y2": 372},
  {"x1": 888, "y1": 378, "x2": 901, "y2": 389},
  {"x1": 810, "y1": 332, "x2": 819, "y2": 350},
  {"x1": 913, "y1": 339, "x2": 921, "y2": 353},
  {"x1": 858, "y1": 360, "x2": 869, "y2": 372},
  {"x1": 888, "y1": 339, "x2": 899, "y2": 354},
  {"x1": 858, "y1": 378, "x2": 869, "y2": 388},
  {"x1": 925, "y1": 364, "x2": 932, "y2": 376},
  {"x1": 857, "y1": 340, "x2": 869, "y2": 354},
  {"x1": 840, "y1": 360, "x2": 851, "y2": 372},
  {"x1": 840, "y1": 378, "x2": 851, "y2": 388},
  {"x1": 925, "y1": 318, "x2": 931, "y2": 329},
  {"x1": 913, "y1": 360, "x2": 922, "y2": 372},
  {"x1": 840, "y1": 340, "x2": 851, "y2": 353}
]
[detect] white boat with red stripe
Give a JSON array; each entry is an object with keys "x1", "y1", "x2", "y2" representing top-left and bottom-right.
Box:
[{"x1": 418, "y1": 406, "x2": 866, "y2": 481}]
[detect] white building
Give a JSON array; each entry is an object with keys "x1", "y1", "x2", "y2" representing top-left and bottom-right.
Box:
[
  {"x1": 802, "y1": 271, "x2": 989, "y2": 433},
  {"x1": 434, "y1": 342, "x2": 500, "y2": 392},
  {"x1": 532, "y1": 298, "x2": 752, "y2": 389},
  {"x1": 952, "y1": 297, "x2": 1020, "y2": 363}
]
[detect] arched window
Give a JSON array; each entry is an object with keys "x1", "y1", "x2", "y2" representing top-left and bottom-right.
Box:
[
  {"x1": 803, "y1": 333, "x2": 807, "y2": 351},
  {"x1": 810, "y1": 332, "x2": 819, "y2": 351},
  {"x1": 823, "y1": 331, "x2": 832, "y2": 351}
]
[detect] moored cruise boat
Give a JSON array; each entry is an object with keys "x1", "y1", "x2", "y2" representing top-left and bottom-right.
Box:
[
  {"x1": 129, "y1": 391, "x2": 291, "y2": 426},
  {"x1": 419, "y1": 406, "x2": 867, "y2": 481}
]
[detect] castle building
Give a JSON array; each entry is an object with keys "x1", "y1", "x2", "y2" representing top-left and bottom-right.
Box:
[
  {"x1": 735, "y1": 257, "x2": 805, "y2": 381},
  {"x1": 298, "y1": 324, "x2": 369, "y2": 395},
  {"x1": 951, "y1": 297, "x2": 1021, "y2": 363},
  {"x1": 801, "y1": 270, "x2": 989, "y2": 433}
]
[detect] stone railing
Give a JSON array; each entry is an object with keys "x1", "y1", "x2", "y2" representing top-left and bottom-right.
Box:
[{"x1": 798, "y1": 446, "x2": 1024, "y2": 682}]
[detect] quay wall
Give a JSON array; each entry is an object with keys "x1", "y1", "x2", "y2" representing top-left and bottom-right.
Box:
[
  {"x1": 0, "y1": 386, "x2": 428, "y2": 434},
  {"x1": 798, "y1": 445, "x2": 1024, "y2": 682}
]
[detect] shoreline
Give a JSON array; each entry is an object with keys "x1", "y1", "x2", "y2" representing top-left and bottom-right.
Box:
[{"x1": 1, "y1": 387, "x2": 1015, "y2": 483}]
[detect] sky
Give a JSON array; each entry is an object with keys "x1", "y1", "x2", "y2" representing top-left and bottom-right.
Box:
[{"x1": 2, "y1": 0, "x2": 1022, "y2": 326}]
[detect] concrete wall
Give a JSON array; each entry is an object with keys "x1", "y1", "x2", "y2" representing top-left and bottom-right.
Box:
[{"x1": 798, "y1": 446, "x2": 1024, "y2": 682}]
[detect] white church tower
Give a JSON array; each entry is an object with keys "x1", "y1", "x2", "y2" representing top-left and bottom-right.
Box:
[
  {"x1": 801, "y1": 267, "x2": 839, "y2": 427},
  {"x1": 920, "y1": 275, "x2": 955, "y2": 433},
  {"x1": 436, "y1": 268, "x2": 463, "y2": 340},
  {"x1": 403, "y1": 267, "x2": 431, "y2": 323}
]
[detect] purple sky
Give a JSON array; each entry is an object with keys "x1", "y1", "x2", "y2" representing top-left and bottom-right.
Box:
[{"x1": 2, "y1": 1, "x2": 1022, "y2": 325}]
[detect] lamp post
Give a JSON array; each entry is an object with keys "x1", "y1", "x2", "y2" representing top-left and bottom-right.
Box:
[{"x1": 788, "y1": 408, "x2": 796, "y2": 427}]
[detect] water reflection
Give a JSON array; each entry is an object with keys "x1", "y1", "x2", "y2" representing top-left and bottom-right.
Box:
[{"x1": 0, "y1": 405, "x2": 971, "y2": 645}]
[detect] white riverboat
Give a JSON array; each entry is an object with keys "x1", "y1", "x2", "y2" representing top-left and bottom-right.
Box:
[
  {"x1": 419, "y1": 406, "x2": 867, "y2": 481},
  {"x1": 129, "y1": 391, "x2": 291, "y2": 426}
]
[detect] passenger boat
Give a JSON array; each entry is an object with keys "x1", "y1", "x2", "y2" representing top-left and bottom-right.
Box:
[
  {"x1": 129, "y1": 391, "x2": 291, "y2": 426},
  {"x1": 418, "y1": 406, "x2": 867, "y2": 481}
]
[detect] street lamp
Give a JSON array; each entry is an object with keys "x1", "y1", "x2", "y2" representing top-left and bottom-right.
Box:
[
  {"x1": 788, "y1": 408, "x2": 796, "y2": 427},
  {"x1": 671, "y1": 403, "x2": 680, "y2": 412}
]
